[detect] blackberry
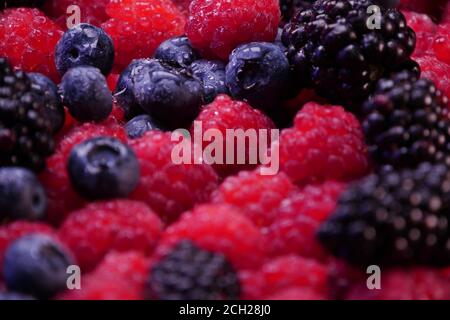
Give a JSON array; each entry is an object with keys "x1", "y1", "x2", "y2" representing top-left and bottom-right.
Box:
[
  {"x1": 0, "y1": 58, "x2": 54, "y2": 171},
  {"x1": 280, "y1": 0, "x2": 314, "y2": 23},
  {"x1": 362, "y1": 71, "x2": 450, "y2": 168},
  {"x1": 282, "y1": 0, "x2": 416, "y2": 110},
  {"x1": 147, "y1": 240, "x2": 240, "y2": 300},
  {"x1": 318, "y1": 163, "x2": 450, "y2": 267}
]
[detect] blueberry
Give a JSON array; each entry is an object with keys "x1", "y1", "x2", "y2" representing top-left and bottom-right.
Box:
[
  {"x1": 132, "y1": 59, "x2": 204, "y2": 129},
  {"x1": 126, "y1": 114, "x2": 164, "y2": 139},
  {"x1": 68, "y1": 137, "x2": 140, "y2": 199},
  {"x1": 226, "y1": 42, "x2": 291, "y2": 110},
  {"x1": 115, "y1": 59, "x2": 149, "y2": 119},
  {"x1": 60, "y1": 66, "x2": 112, "y2": 122},
  {"x1": 155, "y1": 36, "x2": 199, "y2": 68},
  {"x1": 28, "y1": 72, "x2": 65, "y2": 134},
  {"x1": 0, "y1": 167, "x2": 46, "y2": 221},
  {"x1": 3, "y1": 234, "x2": 74, "y2": 299},
  {"x1": 191, "y1": 60, "x2": 228, "y2": 103},
  {"x1": 55, "y1": 23, "x2": 114, "y2": 76}
]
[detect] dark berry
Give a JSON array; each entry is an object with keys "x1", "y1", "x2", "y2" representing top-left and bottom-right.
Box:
[
  {"x1": 114, "y1": 59, "x2": 147, "y2": 120},
  {"x1": 28, "y1": 72, "x2": 65, "y2": 134},
  {"x1": 362, "y1": 71, "x2": 449, "y2": 168},
  {"x1": 318, "y1": 163, "x2": 450, "y2": 267},
  {"x1": 154, "y1": 36, "x2": 199, "y2": 68},
  {"x1": 225, "y1": 42, "x2": 291, "y2": 110},
  {"x1": 132, "y1": 59, "x2": 204, "y2": 129},
  {"x1": 0, "y1": 167, "x2": 46, "y2": 221},
  {"x1": 0, "y1": 58, "x2": 54, "y2": 171},
  {"x1": 55, "y1": 23, "x2": 114, "y2": 76},
  {"x1": 147, "y1": 240, "x2": 240, "y2": 300},
  {"x1": 68, "y1": 137, "x2": 140, "y2": 200},
  {"x1": 125, "y1": 114, "x2": 164, "y2": 139},
  {"x1": 280, "y1": 0, "x2": 314, "y2": 23},
  {"x1": 3, "y1": 234, "x2": 74, "y2": 298},
  {"x1": 282, "y1": 0, "x2": 416, "y2": 110},
  {"x1": 60, "y1": 66, "x2": 112, "y2": 122},
  {"x1": 191, "y1": 59, "x2": 228, "y2": 104}
]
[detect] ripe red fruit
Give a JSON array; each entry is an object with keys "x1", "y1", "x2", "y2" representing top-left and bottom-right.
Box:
[
  {"x1": 186, "y1": 0, "x2": 280, "y2": 60},
  {"x1": 129, "y1": 131, "x2": 219, "y2": 223},
  {"x1": 155, "y1": 204, "x2": 266, "y2": 270},
  {"x1": 102, "y1": 0, "x2": 185, "y2": 71},
  {"x1": 415, "y1": 55, "x2": 450, "y2": 99},
  {"x1": 278, "y1": 102, "x2": 369, "y2": 185},
  {"x1": 0, "y1": 8, "x2": 63, "y2": 82},
  {"x1": 59, "y1": 200, "x2": 162, "y2": 271},
  {"x1": 212, "y1": 170, "x2": 296, "y2": 227}
]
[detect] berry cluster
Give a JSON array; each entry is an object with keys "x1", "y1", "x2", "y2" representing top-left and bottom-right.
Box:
[{"x1": 0, "y1": 0, "x2": 450, "y2": 301}]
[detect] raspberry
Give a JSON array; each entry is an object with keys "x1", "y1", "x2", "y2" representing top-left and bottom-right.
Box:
[
  {"x1": 186, "y1": 0, "x2": 280, "y2": 60},
  {"x1": 265, "y1": 288, "x2": 327, "y2": 300},
  {"x1": 0, "y1": 221, "x2": 55, "y2": 278},
  {"x1": 129, "y1": 131, "x2": 219, "y2": 223},
  {"x1": 39, "y1": 120, "x2": 127, "y2": 226},
  {"x1": 155, "y1": 204, "x2": 266, "y2": 270},
  {"x1": 240, "y1": 255, "x2": 328, "y2": 299},
  {"x1": 60, "y1": 251, "x2": 150, "y2": 300},
  {"x1": 102, "y1": 0, "x2": 185, "y2": 71},
  {"x1": 318, "y1": 163, "x2": 450, "y2": 267},
  {"x1": 0, "y1": 8, "x2": 63, "y2": 82},
  {"x1": 58, "y1": 200, "x2": 162, "y2": 271},
  {"x1": 43, "y1": 0, "x2": 110, "y2": 28},
  {"x1": 192, "y1": 95, "x2": 276, "y2": 177},
  {"x1": 362, "y1": 71, "x2": 449, "y2": 169},
  {"x1": 148, "y1": 240, "x2": 240, "y2": 300},
  {"x1": 266, "y1": 181, "x2": 346, "y2": 259},
  {"x1": 432, "y1": 25, "x2": 450, "y2": 65},
  {"x1": 346, "y1": 268, "x2": 450, "y2": 300},
  {"x1": 415, "y1": 55, "x2": 450, "y2": 98},
  {"x1": 399, "y1": 0, "x2": 447, "y2": 21},
  {"x1": 211, "y1": 170, "x2": 296, "y2": 227},
  {"x1": 278, "y1": 102, "x2": 369, "y2": 185},
  {"x1": 402, "y1": 11, "x2": 436, "y2": 57},
  {"x1": 282, "y1": 0, "x2": 416, "y2": 109}
]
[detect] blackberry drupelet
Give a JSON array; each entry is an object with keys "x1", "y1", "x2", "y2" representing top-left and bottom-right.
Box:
[
  {"x1": 0, "y1": 58, "x2": 54, "y2": 171},
  {"x1": 282, "y1": 0, "x2": 416, "y2": 110},
  {"x1": 280, "y1": 0, "x2": 314, "y2": 23},
  {"x1": 147, "y1": 240, "x2": 240, "y2": 300},
  {"x1": 362, "y1": 71, "x2": 450, "y2": 168},
  {"x1": 318, "y1": 163, "x2": 450, "y2": 267}
]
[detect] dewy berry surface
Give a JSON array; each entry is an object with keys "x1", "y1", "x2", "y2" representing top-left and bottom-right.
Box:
[{"x1": 1, "y1": 0, "x2": 450, "y2": 301}]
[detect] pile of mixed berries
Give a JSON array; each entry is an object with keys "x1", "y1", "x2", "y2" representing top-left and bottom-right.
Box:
[{"x1": 0, "y1": 0, "x2": 449, "y2": 300}]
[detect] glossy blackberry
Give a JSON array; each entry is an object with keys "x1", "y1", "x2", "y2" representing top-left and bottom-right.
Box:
[
  {"x1": 0, "y1": 58, "x2": 54, "y2": 171},
  {"x1": 280, "y1": 0, "x2": 314, "y2": 23},
  {"x1": 318, "y1": 163, "x2": 450, "y2": 267},
  {"x1": 147, "y1": 240, "x2": 240, "y2": 300},
  {"x1": 282, "y1": 0, "x2": 416, "y2": 110},
  {"x1": 362, "y1": 71, "x2": 450, "y2": 169}
]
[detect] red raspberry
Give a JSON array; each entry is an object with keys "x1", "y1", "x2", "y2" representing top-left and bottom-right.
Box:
[
  {"x1": 102, "y1": 0, "x2": 185, "y2": 71},
  {"x1": 186, "y1": 0, "x2": 280, "y2": 60},
  {"x1": 400, "y1": 0, "x2": 447, "y2": 21},
  {"x1": 211, "y1": 170, "x2": 296, "y2": 227},
  {"x1": 40, "y1": 120, "x2": 127, "y2": 226},
  {"x1": 43, "y1": 0, "x2": 110, "y2": 28},
  {"x1": 60, "y1": 251, "x2": 150, "y2": 300},
  {"x1": 416, "y1": 55, "x2": 450, "y2": 98},
  {"x1": 346, "y1": 268, "x2": 450, "y2": 300},
  {"x1": 192, "y1": 95, "x2": 276, "y2": 177},
  {"x1": 265, "y1": 288, "x2": 327, "y2": 300},
  {"x1": 0, "y1": 222, "x2": 55, "y2": 278},
  {"x1": 266, "y1": 181, "x2": 346, "y2": 260},
  {"x1": 432, "y1": 25, "x2": 450, "y2": 65},
  {"x1": 107, "y1": 73, "x2": 120, "y2": 92},
  {"x1": 129, "y1": 131, "x2": 219, "y2": 223},
  {"x1": 402, "y1": 11, "x2": 436, "y2": 58},
  {"x1": 0, "y1": 8, "x2": 63, "y2": 82},
  {"x1": 327, "y1": 259, "x2": 366, "y2": 299},
  {"x1": 59, "y1": 200, "x2": 162, "y2": 271},
  {"x1": 240, "y1": 255, "x2": 328, "y2": 299},
  {"x1": 155, "y1": 204, "x2": 266, "y2": 270},
  {"x1": 278, "y1": 102, "x2": 369, "y2": 185}
]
